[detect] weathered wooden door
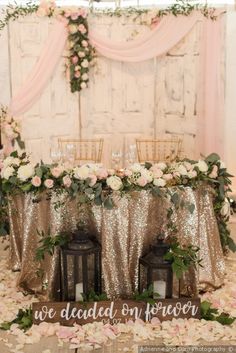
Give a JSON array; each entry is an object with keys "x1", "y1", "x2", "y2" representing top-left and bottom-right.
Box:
[{"x1": 9, "y1": 14, "x2": 201, "y2": 165}]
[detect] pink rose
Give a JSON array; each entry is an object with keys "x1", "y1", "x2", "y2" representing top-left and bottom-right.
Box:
[
  {"x1": 153, "y1": 169, "x2": 163, "y2": 179},
  {"x1": 74, "y1": 71, "x2": 81, "y2": 78},
  {"x1": 78, "y1": 24, "x2": 87, "y2": 34},
  {"x1": 136, "y1": 176, "x2": 147, "y2": 187},
  {"x1": 32, "y1": 176, "x2": 41, "y2": 187},
  {"x1": 70, "y1": 12, "x2": 79, "y2": 20},
  {"x1": 173, "y1": 171, "x2": 180, "y2": 178},
  {"x1": 124, "y1": 169, "x2": 132, "y2": 177},
  {"x1": 96, "y1": 168, "x2": 108, "y2": 180},
  {"x1": 51, "y1": 167, "x2": 63, "y2": 178},
  {"x1": 44, "y1": 179, "x2": 54, "y2": 189},
  {"x1": 163, "y1": 173, "x2": 173, "y2": 181},
  {"x1": 77, "y1": 9, "x2": 87, "y2": 18},
  {"x1": 72, "y1": 56, "x2": 78, "y2": 64},
  {"x1": 88, "y1": 174, "x2": 97, "y2": 187},
  {"x1": 63, "y1": 175, "x2": 72, "y2": 188}
]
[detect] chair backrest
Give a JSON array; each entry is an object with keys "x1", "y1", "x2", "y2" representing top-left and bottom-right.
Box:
[
  {"x1": 58, "y1": 138, "x2": 104, "y2": 163},
  {"x1": 136, "y1": 138, "x2": 182, "y2": 163}
]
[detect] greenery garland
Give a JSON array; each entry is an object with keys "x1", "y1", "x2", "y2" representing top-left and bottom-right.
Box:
[
  {"x1": 0, "y1": 0, "x2": 218, "y2": 94},
  {"x1": 1, "y1": 151, "x2": 235, "y2": 252}
]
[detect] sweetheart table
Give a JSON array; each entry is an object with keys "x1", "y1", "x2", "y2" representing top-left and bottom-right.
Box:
[{"x1": 8, "y1": 184, "x2": 225, "y2": 301}]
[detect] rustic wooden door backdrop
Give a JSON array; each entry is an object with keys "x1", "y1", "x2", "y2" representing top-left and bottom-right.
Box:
[{"x1": 9, "y1": 14, "x2": 201, "y2": 165}]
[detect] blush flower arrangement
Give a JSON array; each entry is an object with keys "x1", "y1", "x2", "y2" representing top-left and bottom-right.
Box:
[
  {"x1": 0, "y1": 106, "x2": 25, "y2": 150},
  {"x1": 0, "y1": 151, "x2": 235, "y2": 252}
]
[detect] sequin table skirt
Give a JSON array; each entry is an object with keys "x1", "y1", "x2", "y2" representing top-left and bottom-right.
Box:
[{"x1": 7, "y1": 185, "x2": 225, "y2": 300}]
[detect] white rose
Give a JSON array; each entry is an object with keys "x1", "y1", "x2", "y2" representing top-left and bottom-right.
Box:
[
  {"x1": 220, "y1": 198, "x2": 230, "y2": 217},
  {"x1": 153, "y1": 178, "x2": 166, "y2": 187},
  {"x1": 80, "y1": 82, "x2": 87, "y2": 89},
  {"x1": 155, "y1": 162, "x2": 167, "y2": 171},
  {"x1": 17, "y1": 164, "x2": 35, "y2": 181},
  {"x1": 106, "y1": 176, "x2": 123, "y2": 191},
  {"x1": 3, "y1": 156, "x2": 15, "y2": 167},
  {"x1": 196, "y1": 160, "x2": 208, "y2": 173},
  {"x1": 141, "y1": 169, "x2": 153, "y2": 183},
  {"x1": 74, "y1": 165, "x2": 90, "y2": 180},
  {"x1": 81, "y1": 60, "x2": 89, "y2": 68},
  {"x1": 82, "y1": 73, "x2": 88, "y2": 80},
  {"x1": 177, "y1": 164, "x2": 188, "y2": 176},
  {"x1": 130, "y1": 163, "x2": 143, "y2": 173},
  {"x1": 68, "y1": 24, "x2": 77, "y2": 34},
  {"x1": 12, "y1": 158, "x2": 20, "y2": 166},
  {"x1": 1, "y1": 166, "x2": 14, "y2": 180}
]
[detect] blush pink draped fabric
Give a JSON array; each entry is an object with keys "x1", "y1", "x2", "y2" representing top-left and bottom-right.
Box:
[
  {"x1": 196, "y1": 15, "x2": 225, "y2": 158},
  {"x1": 89, "y1": 13, "x2": 202, "y2": 62},
  {"x1": 9, "y1": 20, "x2": 68, "y2": 116},
  {"x1": 8, "y1": 11, "x2": 224, "y2": 157}
]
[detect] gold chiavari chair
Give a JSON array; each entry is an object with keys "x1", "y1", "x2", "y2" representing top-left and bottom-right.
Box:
[
  {"x1": 136, "y1": 138, "x2": 182, "y2": 163},
  {"x1": 58, "y1": 138, "x2": 104, "y2": 164}
]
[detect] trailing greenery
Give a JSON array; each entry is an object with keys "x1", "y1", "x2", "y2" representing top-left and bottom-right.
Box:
[
  {"x1": 164, "y1": 237, "x2": 202, "y2": 279},
  {"x1": 205, "y1": 153, "x2": 236, "y2": 253},
  {"x1": 133, "y1": 285, "x2": 160, "y2": 305},
  {"x1": 0, "y1": 178, "x2": 9, "y2": 236},
  {"x1": 35, "y1": 229, "x2": 69, "y2": 262},
  {"x1": 201, "y1": 301, "x2": 236, "y2": 326},
  {"x1": 0, "y1": 1, "x2": 39, "y2": 33},
  {"x1": 0, "y1": 307, "x2": 33, "y2": 331},
  {"x1": 1, "y1": 151, "x2": 235, "y2": 252},
  {"x1": 0, "y1": 0, "x2": 218, "y2": 36},
  {"x1": 82, "y1": 290, "x2": 108, "y2": 302},
  {"x1": 92, "y1": 0, "x2": 217, "y2": 20}
]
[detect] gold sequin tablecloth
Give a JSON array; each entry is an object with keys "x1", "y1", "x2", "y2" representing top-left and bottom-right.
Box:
[{"x1": 8, "y1": 185, "x2": 225, "y2": 300}]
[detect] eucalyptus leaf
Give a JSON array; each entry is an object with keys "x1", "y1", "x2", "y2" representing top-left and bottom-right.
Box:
[{"x1": 104, "y1": 197, "x2": 114, "y2": 210}]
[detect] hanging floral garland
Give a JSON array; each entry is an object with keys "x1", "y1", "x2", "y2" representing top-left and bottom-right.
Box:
[{"x1": 0, "y1": 0, "x2": 218, "y2": 95}]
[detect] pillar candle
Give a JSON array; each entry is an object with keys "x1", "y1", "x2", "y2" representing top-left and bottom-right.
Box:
[
  {"x1": 153, "y1": 280, "x2": 166, "y2": 299},
  {"x1": 75, "y1": 282, "x2": 83, "y2": 302}
]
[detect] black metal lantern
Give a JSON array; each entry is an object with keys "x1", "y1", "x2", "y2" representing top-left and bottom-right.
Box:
[
  {"x1": 60, "y1": 229, "x2": 102, "y2": 301},
  {"x1": 139, "y1": 238, "x2": 173, "y2": 298}
]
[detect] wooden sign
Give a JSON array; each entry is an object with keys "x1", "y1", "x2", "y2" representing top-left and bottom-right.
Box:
[{"x1": 33, "y1": 298, "x2": 200, "y2": 326}]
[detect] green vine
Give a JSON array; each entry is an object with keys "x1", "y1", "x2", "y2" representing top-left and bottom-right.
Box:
[
  {"x1": 0, "y1": 1, "x2": 39, "y2": 33},
  {"x1": 0, "y1": 178, "x2": 9, "y2": 236},
  {"x1": 133, "y1": 284, "x2": 160, "y2": 305},
  {"x1": 0, "y1": 0, "x2": 218, "y2": 36},
  {"x1": 82, "y1": 290, "x2": 108, "y2": 303},
  {"x1": 201, "y1": 301, "x2": 236, "y2": 326},
  {"x1": 92, "y1": 0, "x2": 218, "y2": 21},
  {"x1": 164, "y1": 238, "x2": 202, "y2": 279},
  {"x1": 0, "y1": 307, "x2": 33, "y2": 331},
  {"x1": 35, "y1": 229, "x2": 69, "y2": 262}
]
